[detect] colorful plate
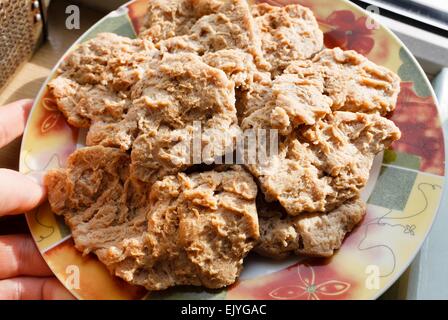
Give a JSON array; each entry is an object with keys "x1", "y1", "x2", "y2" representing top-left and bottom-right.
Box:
[{"x1": 19, "y1": 0, "x2": 446, "y2": 300}]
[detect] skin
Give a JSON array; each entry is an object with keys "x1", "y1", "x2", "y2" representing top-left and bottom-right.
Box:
[{"x1": 0, "y1": 100, "x2": 74, "y2": 300}]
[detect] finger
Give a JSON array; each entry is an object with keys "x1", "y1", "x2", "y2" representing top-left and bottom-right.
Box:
[
  {"x1": 0, "y1": 99, "x2": 33, "y2": 148},
  {"x1": 0, "y1": 277, "x2": 75, "y2": 300},
  {"x1": 0, "y1": 234, "x2": 52, "y2": 279},
  {"x1": 0, "y1": 169, "x2": 46, "y2": 216}
]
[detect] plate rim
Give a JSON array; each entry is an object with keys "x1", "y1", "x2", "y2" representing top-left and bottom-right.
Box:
[
  {"x1": 339, "y1": 0, "x2": 447, "y2": 300},
  {"x1": 18, "y1": 0, "x2": 448, "y2": 300}
]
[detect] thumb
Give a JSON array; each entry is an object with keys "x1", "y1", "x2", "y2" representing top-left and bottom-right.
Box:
[{"x1": 0, "y1": 169, "x2": 46, "y2": 216}]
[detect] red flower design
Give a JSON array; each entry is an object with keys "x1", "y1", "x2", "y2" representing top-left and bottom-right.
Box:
[
  {"x1": 36, "y1": 91, "x2": 71, "y2": 136},
  {"x1": 269, "y1": 264, "x2": 351, "y2": 300},
  {"x1": 390, "y1": 82, "x2": 445, "y2": 176},
  {"x1": 228, "y1": 259, "x2": 354, "y2": 300},
  {"x1": 33, "y1": 89, "x2": 79, "y2": 145},
  {"x1": 324, "y1": 10, "x2": 375, "y2": 55}
]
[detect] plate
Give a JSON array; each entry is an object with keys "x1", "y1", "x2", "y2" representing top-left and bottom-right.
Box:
[{"x1": 19, "y1": 0, "x2": 446, "y2": 300}]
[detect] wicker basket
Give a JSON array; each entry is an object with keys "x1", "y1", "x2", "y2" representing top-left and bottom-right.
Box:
[{"x1": 0, "y1": 0, "x2": 47, "y2": 90}]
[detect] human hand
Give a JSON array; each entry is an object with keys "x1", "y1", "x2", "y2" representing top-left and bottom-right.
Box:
[{"x1": 0, "y1": 99, "x2": 74, "y2": 300}]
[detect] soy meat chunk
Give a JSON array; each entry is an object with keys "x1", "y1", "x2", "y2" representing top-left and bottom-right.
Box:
[
  {"x1": 247, "y1": 112, "x2": 401, "y2": 215},
  {"x1": 45, "y1": 146, "x2": 259, "y2": 290},
  {"x1": 240, "y1": 47, "x2": 400, "y2": 137},
  {"x1": 202, "y1": 49, "x2": 258, "y2": 90},
  {"x1": 252, "y1": 3, "x2": 324, "y2": 75},
  {"x1": 256, "y1": 197, "x2": 366, "y2": 258},
  {"x1": 147, "y1": 0, "x2": 269, "y2": 84},
  {"x1": 126, "y1": 165, "x2": 259, "y2": 290},
  {"x1": 241, "y1": 72, "x2": 332, "y2": 134},
  {"x1": 143, "y1": 0, "x2": 266, "y2": 63},
  {"x1": 285, "y1": 48, "x2": 401, "y2": 115},
  {"x1": 129, "y1": 53, "x2": 240, "y2": 183},
  {"x1": 48, "y1": 33, "x2": 159, "y2": 149},
  {"x1": 45, "y1": 146, "x2": 151, "y2": 287},
  {"x1": 55, "y1": 33, "x2": 157, "y2": 89}
]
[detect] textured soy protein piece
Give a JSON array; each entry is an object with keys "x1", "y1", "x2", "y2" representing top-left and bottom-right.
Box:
[{"x1": 45, "y1": 146, "x2": 259, "y2": 290}]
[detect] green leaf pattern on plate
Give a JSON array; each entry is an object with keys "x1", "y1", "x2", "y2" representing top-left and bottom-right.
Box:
[{"x1": 398, "y1": 48, "x2": 432, "y2": 97}]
